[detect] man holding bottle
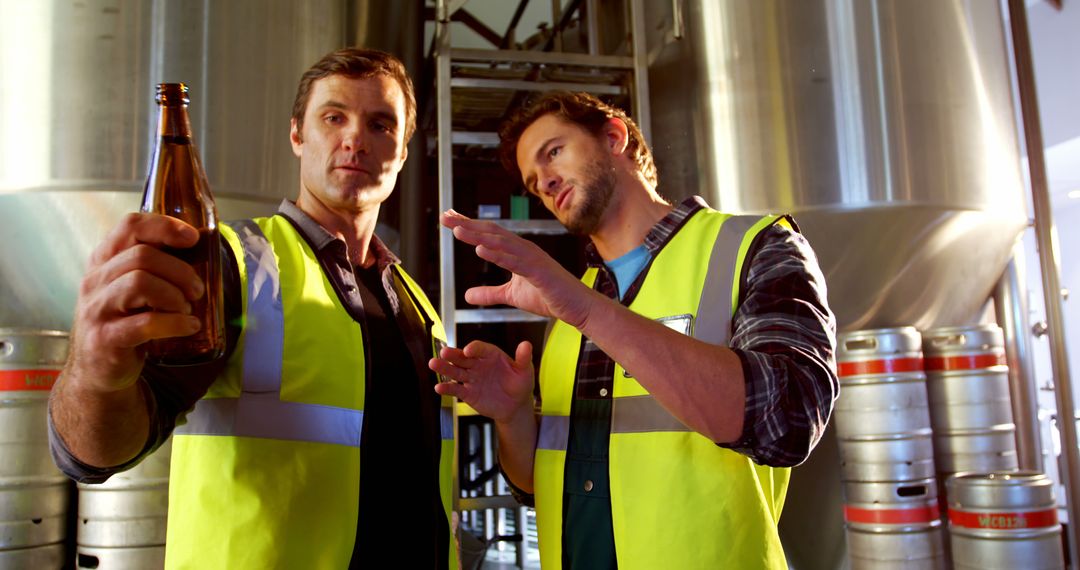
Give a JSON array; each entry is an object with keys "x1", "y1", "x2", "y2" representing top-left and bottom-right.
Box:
[
  {"x1": 429, "y1": 91, "x2": 839, "y2": 569},
  {"x1": 49, "y1": 48, "x2": 458, "y2": 569}
]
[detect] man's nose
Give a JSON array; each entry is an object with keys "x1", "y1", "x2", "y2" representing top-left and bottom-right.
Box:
[
  {"x1": 540, "y1": 172, "x2": 561, "y2": 195},
  {"x1": 341, "y1": 125, "x2": 367, "y2": 153}
]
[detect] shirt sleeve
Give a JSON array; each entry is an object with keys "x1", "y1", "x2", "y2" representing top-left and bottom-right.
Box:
[
  {"x1": 717, "y1": 223, "x2": 839, "y2": 467},
  {"x1": 48, "y1": 239, "x2": 244, "y2": 483}
]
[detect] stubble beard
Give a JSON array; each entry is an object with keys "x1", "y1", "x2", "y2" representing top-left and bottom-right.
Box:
[{"x1": 564, "y1": 159, "x2": 616, "y2": 236}]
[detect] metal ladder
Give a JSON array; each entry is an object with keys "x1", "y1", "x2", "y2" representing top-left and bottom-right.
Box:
[{"x1": 431, "y1": 1, "x2": 652, "y2": 566}]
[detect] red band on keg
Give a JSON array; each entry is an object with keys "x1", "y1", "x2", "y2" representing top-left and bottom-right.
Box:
[
  {"x1": 0, "y1": 369, "x2": 60, "y2": 391},
  {"x1": 923, "y1": 353, "x2": 1007, "y2": 371},
  {"x1": 843, "y1": 504, "x2": 940, "y2": 524},
  {"x1": 949, "y1": 508, "x2": 1058, "y2": 530},
  {"x1": 838, "y1": 357, "x2": 924, "y2": 377}
]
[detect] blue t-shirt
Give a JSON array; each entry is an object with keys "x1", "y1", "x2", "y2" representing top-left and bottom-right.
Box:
[{"x1": 605, "y1": 245, "x2": 650, "y2": 300}]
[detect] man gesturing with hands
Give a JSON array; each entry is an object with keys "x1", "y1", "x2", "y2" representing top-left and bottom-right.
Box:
[{"x1": 431, "y1": 92, "x2": 838, "y2": 570}]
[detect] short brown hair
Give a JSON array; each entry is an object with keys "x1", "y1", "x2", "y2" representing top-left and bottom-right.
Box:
[
  {"x1": 498, "y1": 91, "x2": 656, "y2": 186},
  {"x1": 292, "y1": 48, "x2": 417, "y2": 143}
]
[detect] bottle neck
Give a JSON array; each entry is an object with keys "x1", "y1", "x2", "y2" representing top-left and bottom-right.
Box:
[{"x1": 157, "y1": 104, "x2": 193, "y2": 141}]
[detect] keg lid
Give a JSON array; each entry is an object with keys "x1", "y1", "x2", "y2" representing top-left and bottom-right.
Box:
[
  {"x1": 946, "y1": 471, "x2": 1055, "y2": 510},
  {"x1": 838, "y1": 327, "x2": 922, "y2": 357},
  {"x1": 922, "y1": 324, "x2": 1004, "y2": 357},
  {"x1": 837, "y1": 327, "x2": 924, "y2": 379}
]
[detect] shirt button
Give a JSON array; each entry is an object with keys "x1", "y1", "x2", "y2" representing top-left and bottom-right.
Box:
[
  {"x1": 599, "y1": 388, "x2": 609, "y2": 397},
  {"x1": 584, "y1": 480, "x2": 594, "y2": 492}
]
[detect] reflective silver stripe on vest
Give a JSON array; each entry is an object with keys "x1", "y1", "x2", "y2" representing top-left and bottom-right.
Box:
[
  {"x1": 537, "y1": 415, "x2": 570, "y2": 451},
  {"x1": 175, "y1": 219, "x2": 365, "y2": 447},
  {"x1": 179, "y1": 395, "x2": 364, "y2": 446},
  {"x1": 611, "y1": 395, "x2": 691, "y2": 433},
  {"x1": 440, "y1": 407, "x2": 454, "y2": 441},
  {"x1": 693, "y1": 215, "x2": 764, "y2": 347}
]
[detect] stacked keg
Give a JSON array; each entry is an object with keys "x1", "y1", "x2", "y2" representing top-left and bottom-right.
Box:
[
  {"x1": 946, "y1": 472, "x2": 1064, "y2": 569},
  {"x1": 921, "y1": 325, "x2": 1018, "y2": 477},
  {"x1": 76, "y1": 437, "x2": 171, "y2": 569},
  {"x1": 834, "y1": 327, "x2": 946, "y2": 569},
  {"x1": 0, "y1": 329, "x2": 70, "y2": 569}
]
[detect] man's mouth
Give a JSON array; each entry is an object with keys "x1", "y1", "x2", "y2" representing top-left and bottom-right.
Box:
[
  {"x1": 555, "y1": 186, "x2": 574, "y2": 211},
  {"x1": 333, "y1": 163, "x2": 371, "y2": 176}
]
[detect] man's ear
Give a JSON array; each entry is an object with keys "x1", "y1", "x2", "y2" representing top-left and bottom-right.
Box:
[
  {"x1": 602, "y1": 117, "x2": 630, "y2": 156},
  {"x1": 289, "y1": 118, "x2": 303, "y2": 158}
]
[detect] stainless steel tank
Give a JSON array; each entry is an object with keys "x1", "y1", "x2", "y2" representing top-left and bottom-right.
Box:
[
  {"x1": 0, "y1": 0, "x2": 348, "y2": 331},
  {"x1": 643, "y1": 1, "x2": 1027, "y2": 568},
  {"x1": 645, "y1": 0, "x2": 1025, "y2": 331}
]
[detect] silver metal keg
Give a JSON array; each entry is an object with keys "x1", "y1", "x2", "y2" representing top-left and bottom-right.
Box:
[
  {"x1": 946, "y1": 472, "x2": 1064, "y2": 569},
  {"x1": 76, "y1": 438, "x2": 172, "y2": 569},
  {"x1": 838, "y1": 434, "x2": 937, "y2": 483},
  {"x1": 843, "y1": 479, "x2": 946, "y2": 569},
  {"x1": 0, "y1": 329, "x2": 69, "y2": 566},
  {"x1": 835, "y1": 328, "x2": 937, "y2": 482},
  {"x1": 0, "y1": 543, "x2": 65, "y2": 569},
  {"x1": 922, "y1": 325, "x2": 1018, "y2": 474}
]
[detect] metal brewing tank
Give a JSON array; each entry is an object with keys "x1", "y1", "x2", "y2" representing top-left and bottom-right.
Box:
[
  {"x1": 644, "y1": 0, "x2": 1026, "y2": 331},
  {"x1": 0, "y1": 0, "x2": 351, "y2": 331},
  {"x1": 643, "y1": 1, "x2": 1027, "y2": 569}
]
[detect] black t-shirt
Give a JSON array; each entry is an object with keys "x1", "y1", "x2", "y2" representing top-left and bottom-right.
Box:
[{"x1": 351, "y1": 264, "x2": 448, "y2": 569}]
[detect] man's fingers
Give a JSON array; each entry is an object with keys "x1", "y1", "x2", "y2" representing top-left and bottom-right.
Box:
[
  {"x1": 463, "y1": 285, "x2": 507, "y2": 307},
  {"x1": 474, "y1": 244, "x2": 526, "y2": 275},
  {"x1": 447, "y1": 217, "x2": 520, "y2": 248},
  {"x1": 438, "y1": 346, "x2": 479, "y2": 370},
  {"x1": 114, "y1": 245, "x2": 205, "y2": 300},
  {"x1": 434, "y1": 380, "x2": 468, "y2": 399},
  {"x1": 97, "y1": 311, "x2": 201, "y2": 348},
  {"x1": 429, "y1": 357, "x2": 469, "y2": 382},
  {"x1": 514, "y1": 341, "x2": 533, "y2": 368},
  {"x1": 462, "y1": 340, "x2": 501, "y2": 360},
  {"x1": 101, "y1": 270, "x2": 195, "y2": 315},
  {"x1": 89, "y1": 246, "x2": 205, "y2": 303},
  {"x1": 92, "y1": 213, "x2": 199, "y2": 265}
]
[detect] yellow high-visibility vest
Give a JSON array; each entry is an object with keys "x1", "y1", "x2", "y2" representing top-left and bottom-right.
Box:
[
  {"x1": 535, "y1": 209, "x2": 792, "y2": 569},
  {"x1": 167, "y1": 216, "x2": 457, "y2": 569}
]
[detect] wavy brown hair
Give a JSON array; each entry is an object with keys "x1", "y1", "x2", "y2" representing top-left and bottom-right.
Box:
[{"x1": 498, "y1": 91, "x2": 656, "y2": 187}]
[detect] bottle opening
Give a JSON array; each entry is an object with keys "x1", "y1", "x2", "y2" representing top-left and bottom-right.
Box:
[{"x1": 156, "y1": 83, "x2": 190, "y2": 106}]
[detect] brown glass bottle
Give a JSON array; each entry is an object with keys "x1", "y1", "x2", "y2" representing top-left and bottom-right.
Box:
[{"x1": 140, "y1": 83, "x2": 225, "y2": 365}]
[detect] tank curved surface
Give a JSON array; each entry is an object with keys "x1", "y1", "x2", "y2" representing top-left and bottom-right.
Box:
[
  {"x1": 0, "y1": 0, "x2": 348, "y2": 330},
  {"x1": 643, "y1": 1, "x2": 1027, "y2": 569},
  {"x1": 645, "y1": 0, "x2": 1026, "y2": 332}
]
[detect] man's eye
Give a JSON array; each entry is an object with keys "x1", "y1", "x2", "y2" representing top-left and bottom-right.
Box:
[
  {"x1": 548, "y1": 146, "x2": 561, "y2": 158},
  {"x1": 324, "y1": 114, "x2": 343, "y2": 124}
]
